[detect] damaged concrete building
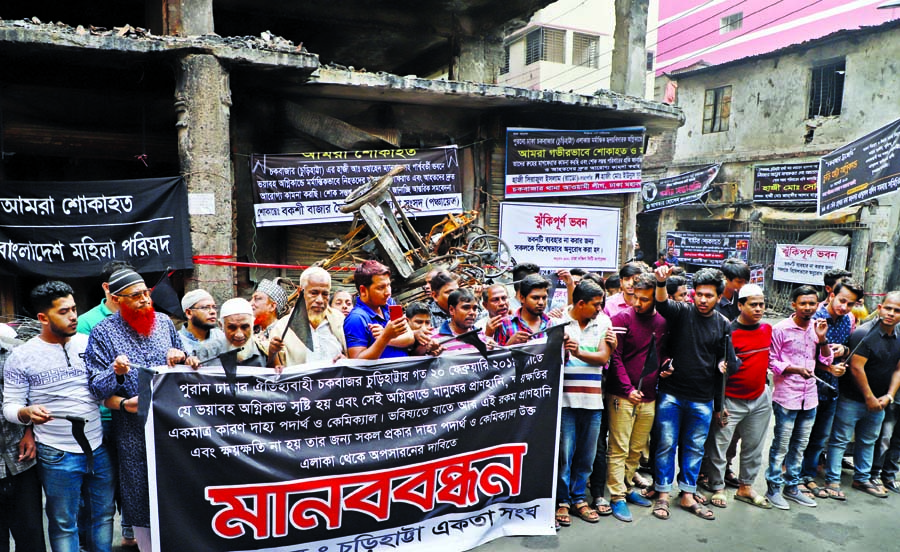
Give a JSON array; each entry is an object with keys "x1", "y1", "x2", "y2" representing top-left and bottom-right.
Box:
[
  {"x1": 644, "y1": 19, "x2": 900, "y2": 311},
  {"x1": 0, "y1": 0, "x2": 682, "y2": 315}
]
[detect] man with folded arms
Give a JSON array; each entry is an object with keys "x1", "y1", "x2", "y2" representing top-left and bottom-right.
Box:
[
  {"x1": 4, "y1": 281, "x2": 115, "y2": 552},
  {"x1": 823, "y1": 292, "x2": 900, "y2": 500},
  {"x1": 701, "y1": 284, "x2": 773, "y2": 509}
]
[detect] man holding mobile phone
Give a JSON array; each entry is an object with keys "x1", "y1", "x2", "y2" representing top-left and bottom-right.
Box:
[{"x1": 344, "y1": 260, "x2": 414, "y2": 359}]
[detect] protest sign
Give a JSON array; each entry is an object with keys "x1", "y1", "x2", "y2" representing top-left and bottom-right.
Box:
[
  {"x1": 504, "y1": 127, "x2": 644, "y2": 198},
  {"x1": 499, "y1": 202, "x2": 620, "y2": 271},
  {"x1": 773, "y1": 244, "x2": 848, "y2": 285},
  {"x1": 0, "y1": 177, "x2": 192, "y2": 277},
  {"x1": 251, "y1": 147, "x2": 462, "y2": 226},
  {"x1": 147, "y1": 331, "x2": 564, "y2": 552}
]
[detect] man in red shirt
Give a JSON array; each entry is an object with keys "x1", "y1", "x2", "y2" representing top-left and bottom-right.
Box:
[{"x1": 700, "y1": 284, "x2": 774, "y2": 509}]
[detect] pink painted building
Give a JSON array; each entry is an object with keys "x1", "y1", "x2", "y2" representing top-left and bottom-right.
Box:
[{"x1": 655, "y1": 0, "x2": 899, "y2": 74}]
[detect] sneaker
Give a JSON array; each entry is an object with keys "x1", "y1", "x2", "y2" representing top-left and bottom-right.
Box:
[
  {"x1": 784, "y1": 485, "x2": 817, "y2": 507},
  {"x1": 766, "y1": 484, "x2": 790, "y2": 510},
  {"x1": 625, "y1": 490, "x2": 652, "y2": 507},
  {"x1": 611, "y1": 499, "x2": 633, "y2": 522},
  {"x1": 883, "y1": 479, "x2": 900, "y2": 494}
]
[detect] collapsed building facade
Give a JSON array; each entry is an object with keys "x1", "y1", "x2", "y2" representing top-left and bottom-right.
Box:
[{"x1": 0, "y1": 0, "x2": 683, "y2": 315}]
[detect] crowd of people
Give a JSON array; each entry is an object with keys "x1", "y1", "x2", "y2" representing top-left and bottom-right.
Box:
[{"x1": 2, "y1": 252, "x2": 899, "y2": 550}]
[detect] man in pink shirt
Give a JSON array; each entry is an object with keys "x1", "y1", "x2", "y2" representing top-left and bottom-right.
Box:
[
  {"x1": 765, "y1": 285, "x2": 833, "y2": 510},
  {"x1": 604, "y1": 263, "x2": 645, "y2": 319}
]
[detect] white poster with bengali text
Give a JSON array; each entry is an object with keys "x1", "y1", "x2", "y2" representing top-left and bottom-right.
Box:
[
  {"x1": 773, "y1": 244, "x2": 849, "y2": 285},
  {"x1": 499, "y1": 202, "x2": 619, "y2": 271}
]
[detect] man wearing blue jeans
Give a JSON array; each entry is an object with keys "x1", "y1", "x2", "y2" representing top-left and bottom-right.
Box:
[
  {"x1": 824, "y1": 292, "x2": 900, "y2": 500},
  {"x1": 649, "y1": 266, "x2": 730, "y2": 521},
  {"x1": 766, "y1": 285, "x2": 832, "y2": 510},
  {"x1": 556, "y1": 281, "x2": 615, "y2": 528},
  {"x1": 3, "y1": 281, "x2": 115, "y2": 552},
  {"x1": 800, "y1": 280, "x2": 862, "y2": 498}
]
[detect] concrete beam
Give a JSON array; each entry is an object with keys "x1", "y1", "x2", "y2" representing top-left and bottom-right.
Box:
[
  {"x1": 281, "y1": 101, "x2": 399, "y2": 149},
  {"x1": 450, "y1": 32, "x2": 504, "y2": 84},
  {"x1": 611, "y1": 0, "x2": 649, "y2": 98},
  {"x1": 175, "y1": 53, "x2": 234, "y2": 301}
]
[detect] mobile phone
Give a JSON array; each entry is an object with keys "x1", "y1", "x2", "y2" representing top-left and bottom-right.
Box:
[{"x1": 389, "y1": 305, "x2": 403, "y2": 320}]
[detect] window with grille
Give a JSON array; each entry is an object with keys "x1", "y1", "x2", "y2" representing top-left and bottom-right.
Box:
[
  {"x1": 573, "y1": 32, "x2": 599, "y2": 68},
  {"x1": 703, "y1": 85, "x2": 732, "y2": 134},
  {"x1": 525, "y1": 27, "x2": 566, "y2": 65},
  {"x1": 808, "y1": 60, "x2": 845, "y2": 118},
  {"x1": 501, "y1": 44, "x2": 510, "y2": 75},
  {"x1": 720, "y1": 12, "x2": 743, "y2": 34}
]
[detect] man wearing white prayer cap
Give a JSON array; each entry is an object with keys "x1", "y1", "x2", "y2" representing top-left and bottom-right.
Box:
[
  {"x1": 178, "y1": 288, "x2": 227, "y2": 362},
  {"x1": 219, "y1": 298, "x2": 268, "y2": 368}
]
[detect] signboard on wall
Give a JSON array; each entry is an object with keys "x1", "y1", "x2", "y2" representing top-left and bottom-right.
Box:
[
  {"x1": 665, "y1": 231, "x2": 750, "y2": 267},
  {"x1": 773, "y1": 244, "x2": 849, "y2": 285},
  {"x1": 753, "y1": 163, "x2": 818, "y2": 202},
  {"x1": 642, "y1": 165, "x2": 720, "y2": 211},
  {"x1": 504, "y1": 127, "x2": 644, "y2": 199},
  {"x1": 818, "y1": 117, "x2": 900, "y2": 215},
  {"x1": 251, "y1": 146, "x2": 462, "y2": 227},
  {"x1": 499, "y1": 202, "x2": 620, "y2": 271}
]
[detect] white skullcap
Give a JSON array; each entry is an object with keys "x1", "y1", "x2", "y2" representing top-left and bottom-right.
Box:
[
  {"x1": 182, "y1": 289, "x2": 214, "y2": 311},
  {"x1": 219, "y1": 298, "x2": 254, "y2": 319},
  {"x1": 738, "y1": 283, "x2": 765, "y2": 300}
]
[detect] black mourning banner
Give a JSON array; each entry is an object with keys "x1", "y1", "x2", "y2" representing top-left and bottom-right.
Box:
[
  {"x1": 665, "y1": 231, "x2": 750, "y2": 267},
  {"x1": 753, "y1": 162, "x2": 819, "y2": 202},
  {"x1": 641, "y1": 164, "x2": 720, "y2": 212},
  {"x1": 0, "y1": 177, "x2": 192, "y2": 278},
  {"x1": 818, "y1": 118, "x2": 900, "y2": 216},
  {"x1": 148, "y1": 328, "x2": 564, "y2": 552}
]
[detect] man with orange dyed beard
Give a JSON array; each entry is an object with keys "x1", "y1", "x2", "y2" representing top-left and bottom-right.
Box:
[{"x1": 85, "y1": 269, "x2": 198, "y2": 552}]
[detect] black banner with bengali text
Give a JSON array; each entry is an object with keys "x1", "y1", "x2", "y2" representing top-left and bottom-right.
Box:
[
  {"x1": 0, "y1": 177, "x2": 192, "y2": 278},
  {"x1": 148, "y1": 328, "x2": 564, "y2": 552},
  {"x1": 818, "y1": 118, "x2": 900, "y2": 215},
  {"x1": 641, "y1": 164, "x2": 720, "y2": 212}
]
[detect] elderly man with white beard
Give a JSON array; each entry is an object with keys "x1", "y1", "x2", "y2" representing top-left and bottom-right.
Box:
[
  {"x1": 219, "y1": 298, "x2": 269, "y2": 368},
  {"x1": 268, "y1": 267, "x2": 346, "y2": 367}
]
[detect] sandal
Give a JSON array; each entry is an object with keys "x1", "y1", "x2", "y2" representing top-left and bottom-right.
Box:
[
  {"x1": 591, "y1": 497, "x2": 613, "y2": 516},
  {"x1": 652, "y1": 498, "x2": 670, "y2": 520},
  {"x1": 697, "y1": 472, "x2": 714, "y2": 492},
  {"x1": 573, "y1": 501, "x2": 600, "y2": 523},
  {"x1": 724, "y1": 470, "x2": 741, "y2": 488},
  {"x1": 556, "y1": 505, "x2": 571, "y2": 527},
  {"x1": 680, "y1": 491, "x2": 709, "y2": 506},
  {"x1": 801, "y1": 481, "x2": 829, "y2": 499},
  {"x1": 734, "y1": 492, "x2": 772, "y2": 509},
  {"x1": 852, "y1": 480, "x2": 888, "y2": 498},
  {"x1": 824, "y1": 484, "x2": 846, "y2": 501},
  {"x1": 710, "y1": 491, "x2": 728, "y2": 508},
  {"x1": 680, "y1": 502, "x2": 716, "y2": 520}
]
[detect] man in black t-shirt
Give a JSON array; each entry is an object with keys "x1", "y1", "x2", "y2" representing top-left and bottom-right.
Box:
[{"x1": 823, "y1": 292, "x2": 900, "y2": 500}]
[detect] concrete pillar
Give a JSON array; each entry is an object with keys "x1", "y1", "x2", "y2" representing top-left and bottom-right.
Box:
[
  {"x1": 164, "y1": 0, "x2": 215, "y2": 36},
  {"x1": 175, "y1": 53, "x2": 234, "y2": 301},
  {"x1": 611, "y1": 0, "x2": 649, "y2": 97},
  {"x1": 450, "y1": 33, "x2": 503, "y2": 83},
  {"x1": 621, "y1": 192, "x2": 638, "y2": 265}
]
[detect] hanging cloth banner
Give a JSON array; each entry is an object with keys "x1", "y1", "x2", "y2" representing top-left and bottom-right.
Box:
[
  {"x1": 0, "y1": 177, "x2": 192, "y2": 277},
  {"x1": 641, "y1": 164, "x2": 720, "y2": 212},
  {"x1": 147, "y1": 328, "x2": 565, "y2": 552},
  {"x1": 818, "y1": 117, "x2": 900, "y2": 216}
]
